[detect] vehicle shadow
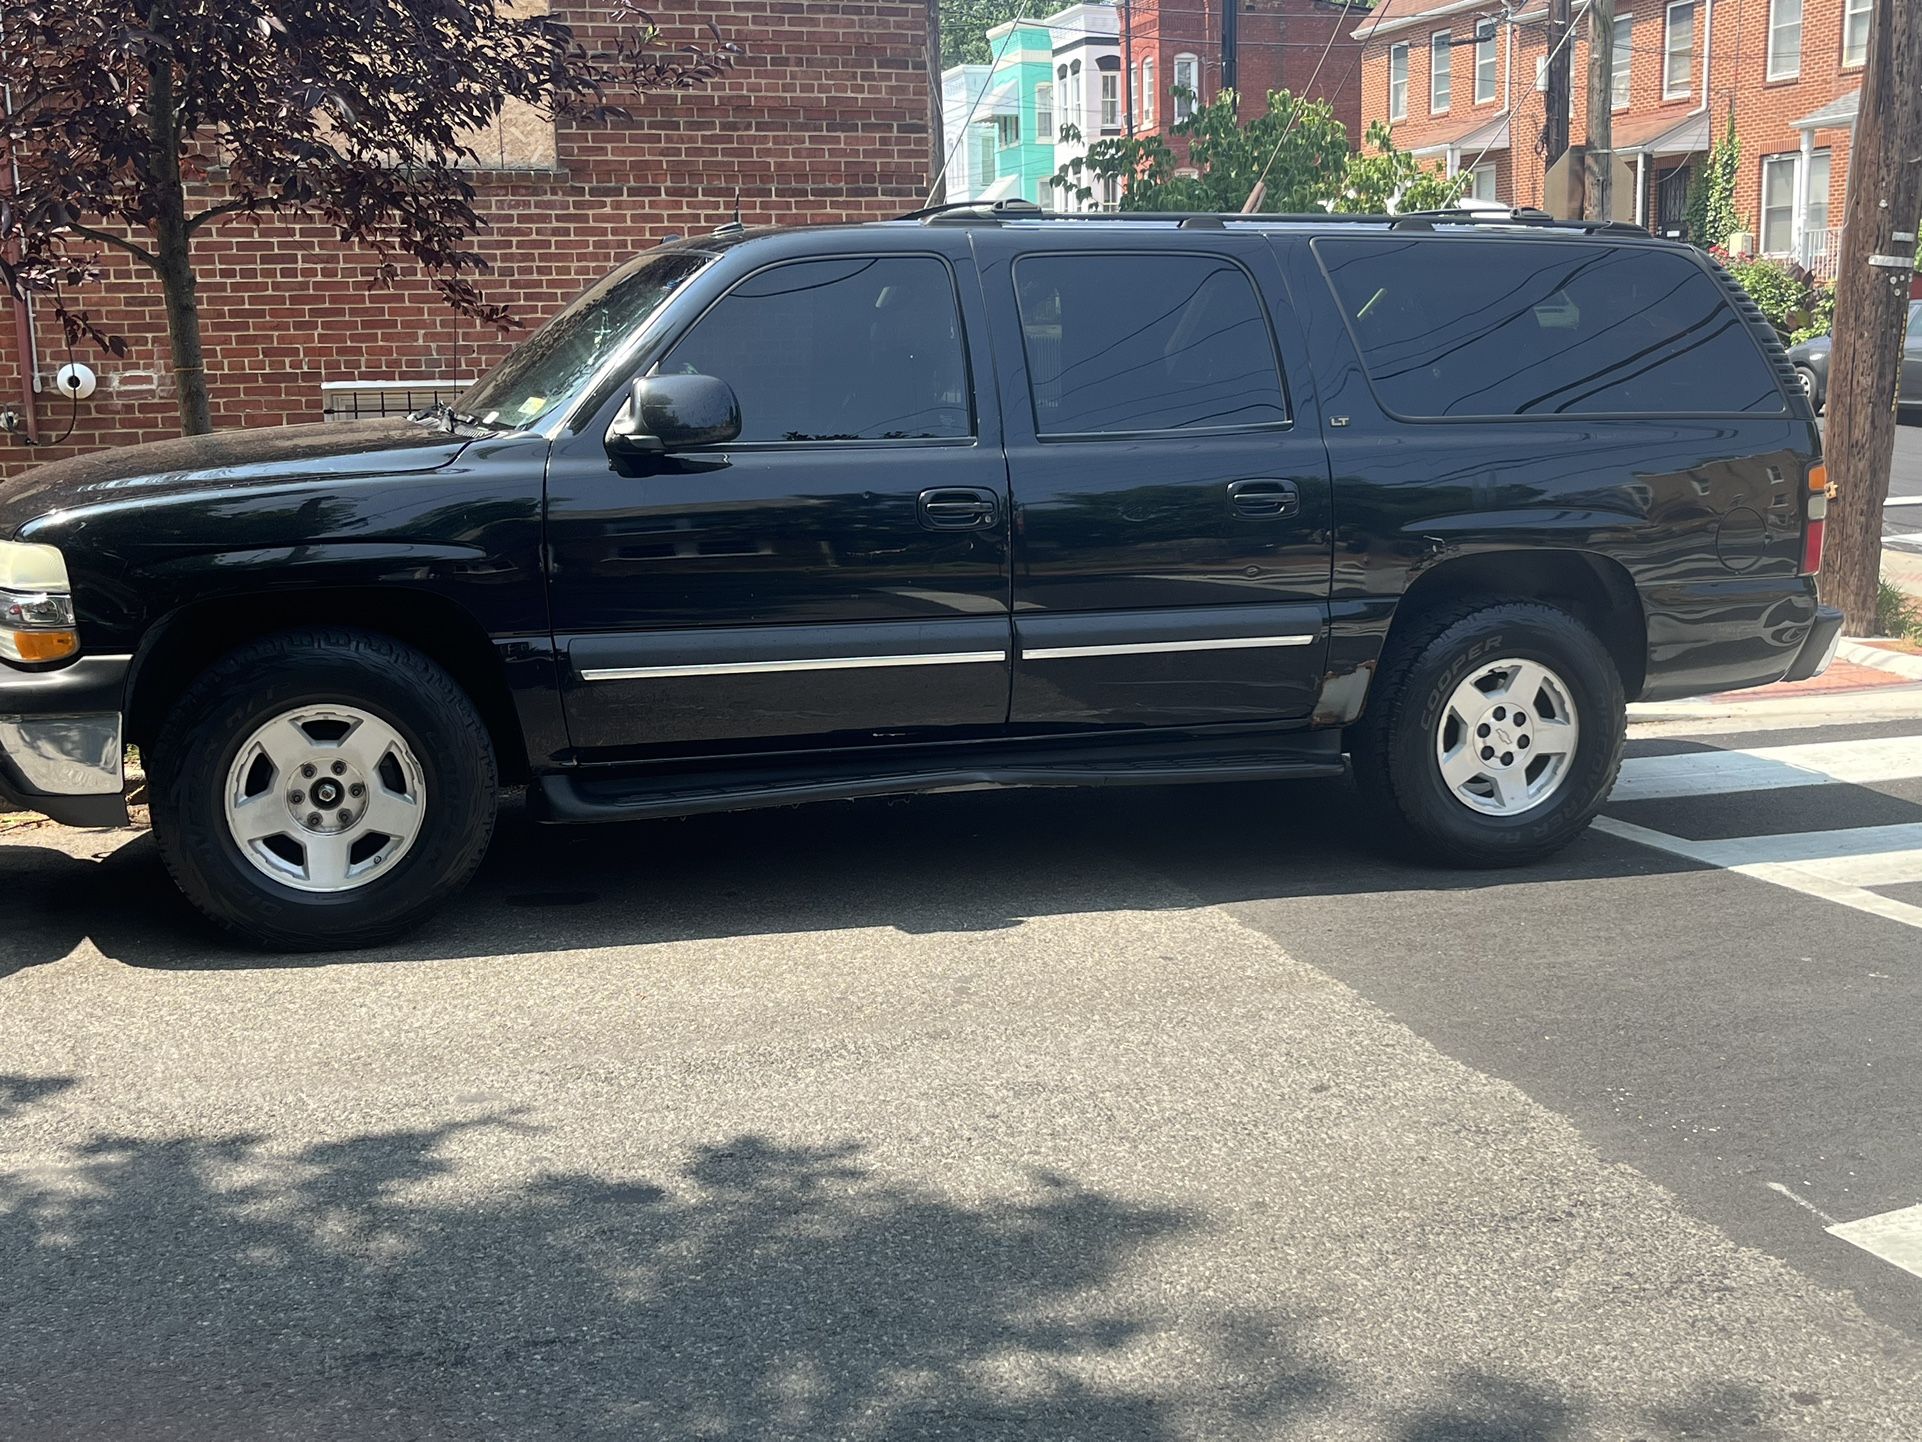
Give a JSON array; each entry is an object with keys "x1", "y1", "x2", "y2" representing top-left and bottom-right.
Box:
[
  {"x1": 0, "y1": 777, "x2": 1701, "y2": 974},
  {"x1": 0, "y1": 1081, "x2": 1836, "y2": 1440}
]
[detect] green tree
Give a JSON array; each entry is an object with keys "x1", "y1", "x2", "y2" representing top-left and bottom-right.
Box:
[
  {"x1": 939, "y1": 0, "x2": 1057, "y2": 67},
  {"x1": 1684, "y1": 112, "x2": 1745, "y2": 249},
  {"x1": 1052, "y1": 89, "x2": 1465, "y2": 215}
]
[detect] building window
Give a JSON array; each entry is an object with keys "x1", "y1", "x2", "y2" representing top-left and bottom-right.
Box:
[
  {"x1": 1036, "y1": 82, "x2": 1054, "y2": 141},
  {"x1": 1466, "y1": 162, "x2": 1499, "y2": 202},
  {"x1": 1389, "y1": 42, "x2": 1409, "y2": 122},
  {"x1": 1766, "y1": 0, "x2": 1802, "y2": 81},
  {"x1": 1101, "y1": 72, "x2": 1120, "y2": 129},
  {"x1": 1475, "y1": 27, "x2": 1497, "y2": 104},
  {"x1": 1806, "y1": 150, "x2": 1832, "y2": 234},
  {"x1": 1069, "y1": 59, "x2": 1083, "y2": 124},
  {"x1": 1173, "y1": 53, "x2": 1199, "y2": 121},
  {"x1": 1102, "y1": 176, "x2": 1119, "y2": 211},
  {"x1": 1611, "y1": 13, "x2": 1632, "y2": 109},
  {"x1": 1431, "y1": 32, "x2": 1452, "y2": 114},
  {"x1": 1760, "y1": 155, "x2": 1798, "y2": 254},
  {"x1": 971, "y1": 127, "x2": 996, "y2": 185},
  {"x1": 1843, "y1": 0, "x2": 1871, "y2": 68},
  {"x1": 1142, "y1": 60, "x2": 1154, "y2": 123},
  {"x1": 997, "y1": 113, "x2": 1021, "y2": 148},
  {"x1": 1664, "y1": 2, "x2": 1694, "y2": 100}
]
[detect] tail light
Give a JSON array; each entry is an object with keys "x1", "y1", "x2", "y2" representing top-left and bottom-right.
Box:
[{"x1": 1801, "y1": 463, "x2": 1827, "y2": 576}]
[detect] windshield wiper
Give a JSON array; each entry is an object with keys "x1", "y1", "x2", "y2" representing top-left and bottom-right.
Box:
[{"x1": 410, "y1": 399, "x2": 494, "y2": 433}]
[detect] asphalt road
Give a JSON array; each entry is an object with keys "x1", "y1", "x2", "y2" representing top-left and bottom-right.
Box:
[{"x1": 6, "y1": 684, "x2": 1922, "y2": 1439}]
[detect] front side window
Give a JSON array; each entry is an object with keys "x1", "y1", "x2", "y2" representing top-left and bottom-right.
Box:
[
  {"x1": 1014, "y1": 254, "x2": 1287, "y2": 435},
  {"x1": 460, "y1": 250, "x2": 709, "y2": 429},
  {"x1": 1760, "y1": 155, "x2": 1797, "y2": 254},
  {"x1": 662, "y1": 257, "x2": 971, "y2": 443},
  {"x1": 1611, "y1": 13, "x2": 1632, "y2": 109},
  {"x1": 1316, "y1": 238, "x2": 1786, "y2": 417},
  {"x1": 1036, "y1": 82, "x2": 1054, "y2": 141},
  {"x1": 1767, "y1": 0, "x2": 1802, "y2": 81},
  {"x1": 1432, "y1": 32, "x2": 1453, "y2": 113},
  {"x1": 1664, "y1": 2, "x2": 1694, "y2": 100},
  {"x1": 1843, "y1": 0, "x2": 1872, "y2": 67},
  {"x1": 1475, "y1": 28, "x2": 1497, "y2": 103},
  {"x1": 1390, "y1": 43, "x2": 1409, "y2": 121},
  {"x1": 1173, "y1": 54, "x2": 1199, "y2": 121}
]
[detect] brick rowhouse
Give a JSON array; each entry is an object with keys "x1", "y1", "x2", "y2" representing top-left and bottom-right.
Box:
[
  {"x1": 1354, "y1": 0, "x2": 1868, "y2": 253},
  {"x1": 0, "y1": 1, "x2": 934, "y2": 477},
  {"x1": 1123, "y1": 0, "x2": 1364, "y2": 168}
]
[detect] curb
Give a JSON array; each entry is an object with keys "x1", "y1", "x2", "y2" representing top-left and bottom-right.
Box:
[{"x1": 1838, "y1": 640, "x2": 1922, "y2": 682}]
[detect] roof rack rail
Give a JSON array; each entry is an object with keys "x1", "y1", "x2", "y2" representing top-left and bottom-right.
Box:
[{"x1": 895, "y1": 201, "x2": 1658, "y2": 237}]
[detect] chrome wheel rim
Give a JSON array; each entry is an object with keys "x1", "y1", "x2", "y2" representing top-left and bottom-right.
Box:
[
  {"x1": 223, "y1": 705, "x2": 427, "y2": 894},
  {"x1": 1434, "y1": 657, "x2": 1581, "y2": 817}
]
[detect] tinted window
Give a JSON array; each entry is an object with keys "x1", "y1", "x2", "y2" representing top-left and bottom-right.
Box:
[
  {"x1": 663, "y1": 257, "x2": 970, "y2": 442},
  {"x1": 1316, "y1": 238, "x2": 1787, "y2": 418},
  {"x1": 1015, "y1": 254, "x2": 1288, "y2": 435}
]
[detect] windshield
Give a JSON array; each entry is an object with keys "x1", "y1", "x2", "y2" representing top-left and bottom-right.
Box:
[{"x1": 456, "y1": 250, "x2": 713, "y2": 430}]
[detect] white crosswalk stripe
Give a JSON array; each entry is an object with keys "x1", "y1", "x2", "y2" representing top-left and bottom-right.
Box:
[{"x1": 1602, "y1": 729, "x2": 1922, "y2": 933}]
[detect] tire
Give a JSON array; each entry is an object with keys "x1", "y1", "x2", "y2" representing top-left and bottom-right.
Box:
[
  {"x1": 1795, "y1": 366, "x2": 1823, "y2": 413},
  {"x1": 1349, "y1": 598, "x2": 1626, "y2": 868},
  {"x1": 150, "y1": 628, "x2": 498, "y2": 950}
]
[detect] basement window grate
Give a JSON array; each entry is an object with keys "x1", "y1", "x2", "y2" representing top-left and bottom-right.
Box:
[{"x1": 321, "y1": 379, "x2": 475, "y2": 422}]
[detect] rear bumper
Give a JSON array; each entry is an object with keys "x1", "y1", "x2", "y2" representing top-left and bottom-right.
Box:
[
  {"x1": 1638, "y1": 576, "x2": 1822, "y2": 703},
  {"x1": 1782, "y1": 604, "x2": 1846, "y2": 683},
  {"x1": 0, "y1": 655, "x2": 131, "y2": 828}
]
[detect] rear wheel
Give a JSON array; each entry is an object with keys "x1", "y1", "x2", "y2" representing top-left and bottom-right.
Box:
[
  {"x1": 150, "y1": 628, "x2": 498, "y2": 950},
  {"x1": 1349, "y1": 599, "x2": 1625, "y2": 867}
]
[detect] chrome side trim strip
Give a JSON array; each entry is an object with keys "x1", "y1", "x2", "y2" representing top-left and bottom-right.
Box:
[
  {"x1": 581, "y1": 651, "x2": 1009, "y2": 682},
  {"x1": 1021, "y1": 635, "x2": 1318, "y2": 661}
]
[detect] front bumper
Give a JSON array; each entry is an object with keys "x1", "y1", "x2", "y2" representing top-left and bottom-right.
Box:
[
  {"x1": 1782, "y1": 604, "x2": 1847, "y2": 683},
  {"x1": 0, "y1": 654, "x2": 131, "y2": 828}
]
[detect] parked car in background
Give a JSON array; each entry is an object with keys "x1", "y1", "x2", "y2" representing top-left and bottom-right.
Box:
[
  {"x1": 0, "y1": 203, "x2": 1841, "y2": 950},
  {"x1": 1788, "y1": 299, "x2": 1922, "y2": 414}
]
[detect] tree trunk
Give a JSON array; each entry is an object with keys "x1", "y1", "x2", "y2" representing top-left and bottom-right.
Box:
[
  {"x1": 1824, "y1": 0, "x2": 1922, "y2": 632},
  {"x1": 147, "y1": 32, "x2": 213, "y2": 436}
]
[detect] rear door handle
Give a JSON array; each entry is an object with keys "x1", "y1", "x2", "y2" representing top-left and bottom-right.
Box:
[
  {"x1": 1227, "y1": 478, "x2": 1300, "y2": 520},
  {"x1": 919, "y1": 487, "x2": 1000, "y2": 531}
]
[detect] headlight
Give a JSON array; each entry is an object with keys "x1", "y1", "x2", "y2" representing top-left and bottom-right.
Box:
[{"x1": 0, "y1": 541, "x2": 79, "y2": 664}]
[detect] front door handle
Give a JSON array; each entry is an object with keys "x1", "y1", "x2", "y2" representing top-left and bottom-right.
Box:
[
  {"x1": 919, "y1": 487, "x2": 1000, "y2": 531},
  {"x1": 1227, "y1": 478, "x2": 1300, "y2": 520}
]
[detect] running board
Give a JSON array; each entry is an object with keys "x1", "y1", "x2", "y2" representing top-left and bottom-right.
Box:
[{"x1": 534, "y1": 733, "x2": 1346, "y2": 824}]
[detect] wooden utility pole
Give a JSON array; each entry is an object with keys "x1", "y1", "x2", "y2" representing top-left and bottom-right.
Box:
[
  {"x1": 1824, "y1": 0, "x2": 1922, "y2": 632},
  {"x1": 1583, "y1": 0, "x2": 1615, "y2": 220},
  {"x1": 1544, "y1": 0, "x2": 1573, "y2": 167}
]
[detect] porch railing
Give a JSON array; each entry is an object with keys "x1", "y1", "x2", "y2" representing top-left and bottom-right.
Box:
[{"x1": 1796, "y1": 225, "x2": 1842, "y2": 281}]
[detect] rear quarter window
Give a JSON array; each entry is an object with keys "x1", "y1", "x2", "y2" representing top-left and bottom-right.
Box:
[{"x1": 1313, "y1": 237, "x2": 1788, "y2": 419}]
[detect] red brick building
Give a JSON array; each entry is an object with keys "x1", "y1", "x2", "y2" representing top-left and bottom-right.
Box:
[
  {"x1": 1125, "y1": 0, "x2": 1365, "y2": 162},
  {"x1": 0, "y1": 1, "x2": 935, "y2": 476},
  {"x1": 1354, "y1": 0, "x2": 1872, "y2": 266}
]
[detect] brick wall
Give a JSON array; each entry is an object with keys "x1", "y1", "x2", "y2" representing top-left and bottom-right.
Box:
[
  {"x1": 0, "y1": 1, "x2": 933, "y2": 477},
  {"x1": 1358, "y1": 0, "x2": 1864, "y2": 236},
  {"x1": 1123, "y1": 0, "x2": 1363, "y2": 168}
]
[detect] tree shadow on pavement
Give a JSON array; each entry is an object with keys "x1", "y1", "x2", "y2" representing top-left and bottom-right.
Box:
[{"x1": 0, "y1": 777, "x2": 1701, "y2": 974}]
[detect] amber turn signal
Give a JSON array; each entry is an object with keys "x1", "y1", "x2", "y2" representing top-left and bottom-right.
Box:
[
  {"x1": 1, "y1": 629, "x2": 79, "y2": 663},
  {"x1": 1808, "y1": 463, "x2": 1828, "y2": 493}
]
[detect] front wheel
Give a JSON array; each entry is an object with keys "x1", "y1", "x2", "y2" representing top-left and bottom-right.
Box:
[
  {"x1": 1795, "y1": 365, "x2": 1823, "y2": 413},
  {"x1": 150, "y1": 629, "x2": 499, "y2": 950},
  {"x1": 1349, "y1": 599, "x2": 1626, "y2": 867}
]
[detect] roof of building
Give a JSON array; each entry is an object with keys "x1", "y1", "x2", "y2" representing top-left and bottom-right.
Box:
[
  {"x1": 1612, "y1": 110, "x2": 1713, "y2": 157},
  {"x1": 1409, "y1": 112, "x2": 1511, "y2": 158},
  {"x1": 1793, "y1": 91, "x2": 1861, "y2": 131},
  {"x1": 1352, "y1": 0, "x2": 1491, "y2": 41}
]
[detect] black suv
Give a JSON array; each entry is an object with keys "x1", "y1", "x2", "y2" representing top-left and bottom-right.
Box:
[{"x1": 0, "y1": 205, "x2": 1843, "y2": 949}]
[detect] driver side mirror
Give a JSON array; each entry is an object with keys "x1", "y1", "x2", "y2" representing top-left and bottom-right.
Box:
[{"x1": 605, "y1": 373, "x2": 742, "y2": 456}]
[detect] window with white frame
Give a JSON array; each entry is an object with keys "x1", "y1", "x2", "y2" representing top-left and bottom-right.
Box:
[
  {"x1": 1766, "y1": 0, "x2": 1802, "y2": 81},
  {"x1": 1102, "y1": 176, "x2": 1119, "y2": 211},
  {"x1": 1611, "y1": 13, "x2": 1632, "y2": 109},
  {"x1": 1842, "y1": 0, "x2": 1871, "y2": 68},
  {"x1": 1664, "y1": 2, "x2": 1694, "y2": 100},
  {"x1": 1431, "y1": 32, "x2": 1452, "y2": 113},
  {"x1": 1760, "y1": 155, "x2": 1798, "y2": 254},
  {"x1": 1101, "y1": 71, "x2": 1120, "y2": 130},
  {"x1": 1142, "y1": 59, "x2": 1154, "y2": 123},
  {"x1": 1806, "y1": 149, "x2": 1831, "y2": 235},
  {"x1": 1036, "y1": 82, "x2": 1054, "y2": 141},
  {"x1": 1070, "y1": 60, "x2": 1083, "y2": 124},
  {"x1": 1475, "y1": 27, "x2": 1497, "y2": 103},
  {"x1": 996, "y1": 112, "x2": 1021, "y2": 148},
  {"x1": 1389, "y1": 42, "x2": 1409, "y2": 122},
  {"x1": 1465, "y1": 161, "x2": 1498, "y2": 202},
  {"x1": 1173, "y1": 53, "x2": 1199, "y2": 121}
]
